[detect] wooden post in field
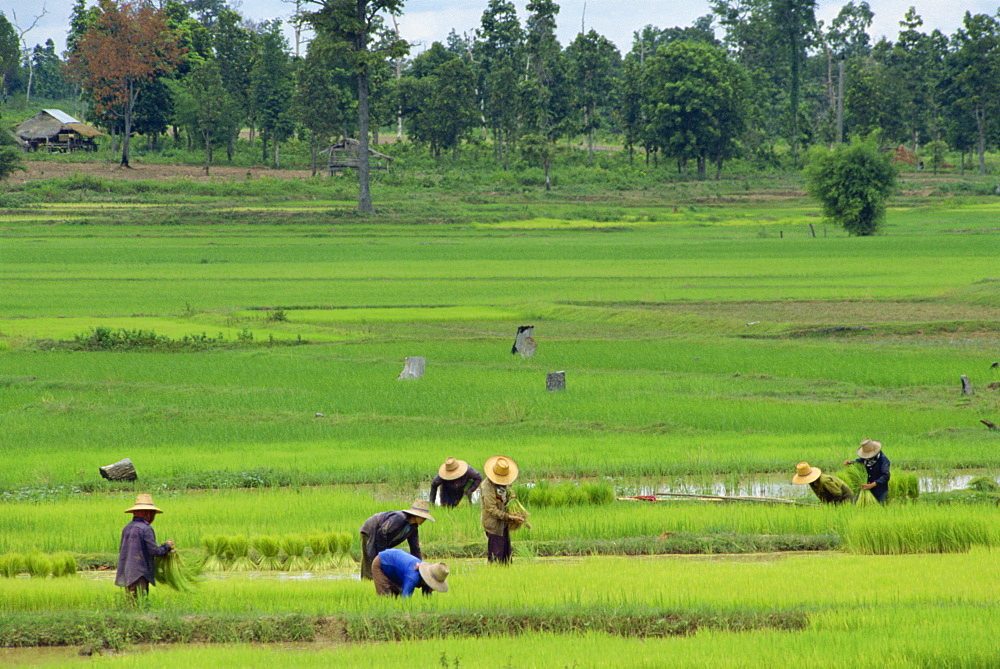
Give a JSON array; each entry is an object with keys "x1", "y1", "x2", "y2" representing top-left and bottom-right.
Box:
[
  {"x1": 961, "y1": 375, "x2": 972, "y2": 395},
  {"x1": 397, "y1": 356, "x2": 426, "y2": 379},
  {"x1": 99, "y1": 458, "x2": 137, "y2": 481},
  {"x1": 546, "y1": 371, "x2": 566, "y2": 392}
]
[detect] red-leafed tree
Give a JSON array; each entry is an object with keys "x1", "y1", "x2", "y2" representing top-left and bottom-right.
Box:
[{"x1": 69, "y1": 0, "x2": 183, "y2": 167}]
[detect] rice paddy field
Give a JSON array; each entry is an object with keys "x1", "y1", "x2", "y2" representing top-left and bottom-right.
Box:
[{"x1": 1, "y1": 165, "x2": 999, "y2": 666}]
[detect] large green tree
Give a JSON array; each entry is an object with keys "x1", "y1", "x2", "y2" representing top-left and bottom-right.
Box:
[
  {"x1": 0, "y1": 13, "x2": 19, "y2": 101},
  {"x1": 474, "y1": 0, "x2": 525, "y2": 168},
  {"x1": 804, "y1": 137, "x2": 897, "y2": 236},
  {"x1": 294, "y1": 37, "x2": 355, "y2": 175},
  {"x1": 643, "y1": 41, "x2": 747, "y2": 178},
  {"x1": 523, "y1": 0, "x2": 570, "y2": 190},
  {"x1": 185, "y1": 59, "x2": 237, "y2": 174},
  {"x1": 251, "y1": 21, "x2": 295, "y2": 167},
  {"x1": 306, "y1": 0, "x2": 408, "y2": 214},
  {"x1": 399, "y1": 43, "x2": 478, "y2": 158},
  {"x1": 565, "y1": 30, "x2": 621, "y2": 164},
  {"x1": 212, "y1": 7, "x2": 256, "y2": 158}
]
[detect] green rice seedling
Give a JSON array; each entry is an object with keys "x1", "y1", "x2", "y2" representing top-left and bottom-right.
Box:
[
  {"x1": 966, "y1": 476, "x2": 999, "y2": 493},
  {"x1": 251, "y1": 536, "x2": 282, "y2": 571},
  {"x1": 839, "y1": 464, "x2": 868, "y2": 491},
  {"x1": 583, "y1": 482, "x2": 615, "y2": 505},
  {"x1": 200, "y1": 535, "x2": 225, "y2": 572},
  {"x1": 889, "y1": 472, "x2": 920, "y2": 502},
  {"x1": 335, "y1": 532, "x2": 355, "y2": 566},
  {"x1": 49, "y1": 553, "x2": 77, "y2": 577},
  {"x1": 507, "y1": 498, "x2": 530, "y2": 531},
  {"x1": 280, "y1": 535, "x2": 308, "y2": 571},
  {"x1": 0, "y1": 553, "x2": 25, "y2": 577},
  {"x1": 226, "y1": 535, "x2": 255, "y2": 572},
  {"x1": 154, "y1": 551, "x2": 199, "y2": 593},
  {"x1": 307, "y1": 534, "x2": 334, "y2": 571},
  {"x1": 25, "y1": 552, "x2": 53, "y2": 578},
  {"x1": 855, "y1": 490, "x2": 880, "y2": 508}
]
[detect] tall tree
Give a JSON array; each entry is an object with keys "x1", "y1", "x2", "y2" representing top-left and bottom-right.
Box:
[
  {"x1": 212, "y1": 7, "x2": 256, "y2": 158},
  {"x1": 942, "y1": 12, "x2": 1000, "y2": 175},
  {"x1": 474, "y1": 0, "x2": 525, "y2": 168},
  {"x1": 399, "y1": 43, "x2": 478, "y2": 158},
  {"x1": 251, "y1": 21, "x2": 295, "y2": 167},
  {"x1": 769, "y1": 0, "x2": 817, "y2": 160},
  {"x1": 185, "y1": 59, "x2": 236, "y2": 174},
  {"x1": 643, "y1": 41, "x2": 747, "y2": 178},
  {"x1": 68, "y1": 0, "x2": 183, "y2": 167},
  {"x1": 306, "y1": 0, "x2": 408, "y2": 214},
  {"x1": 32, "y1": 39, "x2": 72, "y2": 99},
  {"x1": 523, "y1": 0, "x2": 569, "y2": 189},
  {"x1": 565, "y1": 29, "x2": 621, "y2": 164},
  {"x1": 294, "y1": 36, "x2": 355, "y2": 175},
  {"x1": 0, "y1": 13, "x2": 19, "y2": 101}
]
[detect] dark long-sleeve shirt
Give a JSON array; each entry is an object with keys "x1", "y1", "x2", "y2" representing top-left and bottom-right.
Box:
[
  {"x1": 359, "y1": 511, "x2": 421, "y2": 559},
  {"x1": 430, "y1": 467, "x2": 483, "y2": 507},
  {"x1": 114, "y1": 517, "x2": 171, "y2": 587},
  {"x1": 855, "y1": 453, "x2": 891, "y2": 503}
]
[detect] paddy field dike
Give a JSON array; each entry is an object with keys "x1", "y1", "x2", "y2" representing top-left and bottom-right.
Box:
[{"x1": 1, "y1": 161, "x2": 999, "y2": 667}]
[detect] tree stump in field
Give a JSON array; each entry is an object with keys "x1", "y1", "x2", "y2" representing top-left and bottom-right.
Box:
[
  {"x1": 961, "y1": 375, "x2": 972, "y2": 395},
  {"x1": 397, "y1": 356, "x2": 426, "y2": 379},
  {"x1": 99, "y1": 458, "x2": 137, "y2": 482},
  {"x1": 546, "y1": 371, "x2": 566, "y2": 392},
  {"x1": 511, "y1": 326, "x2": 536, "y2": 358}
]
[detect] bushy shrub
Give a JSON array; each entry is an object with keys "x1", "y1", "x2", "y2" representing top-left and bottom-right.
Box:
[{"x1": 804, "y1": 138, "x2": 897, "y2": 236}]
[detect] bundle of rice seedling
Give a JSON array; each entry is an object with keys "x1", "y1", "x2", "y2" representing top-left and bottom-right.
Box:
[
  {"x1": 200, "y1": 535, "x2": 226, "y2": 572},
  {"x1": 25, "y1": 552, "x2": 53, "y2": 578},
  {"x1": 889, "y1": 472, "x2": 920, "y2": 502},
  {"x1": 281, "y1": 534, "x2": 308, "y2": 571},
  {"x1": 855, "y1": 489, "x2": 881, "y2": 508},
  {"x1": 0, "y1": 553, "x2": 25, "y2": 578},
  {"x1": 50, "y1": 552, "x2": 77, "y2": 577},
  {"x1": 329, "y1": 532, "x2": 354, "y2": 566},
  {"x1": 307, "y1": 534, "x2": 334, "y2": 571},
  {"x1": 839, "y1": 463, "x2": 868, "y2": 492},
  {"x1": 251, "y1": 535, "x2": 282, "y2": 571},
  {"x1": 582, "y1": 482, "x2": 616, "y2": 505},
  {"x1": 507, "y1": 497, "x2": 531, "y2": 531},
  {"x1": 154, "y1": 551, "x2": 199, "y2": 593},
  {"x1": 226, "y1": 535, "x2": 255, "y2": 571}
]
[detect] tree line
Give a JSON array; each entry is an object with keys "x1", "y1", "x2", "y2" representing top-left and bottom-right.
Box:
[{"x1": 1, "y1": 1, "x2": 999, "y2": 199}]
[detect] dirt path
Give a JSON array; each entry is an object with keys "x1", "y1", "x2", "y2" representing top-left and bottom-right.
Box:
[{"x1": 9, "y1": 160, "x2": 316, "y2": 186}]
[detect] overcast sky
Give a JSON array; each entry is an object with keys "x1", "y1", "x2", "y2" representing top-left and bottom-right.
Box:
[{"x1": 6, "y1": 0, "x2": 998, "y2": 57}]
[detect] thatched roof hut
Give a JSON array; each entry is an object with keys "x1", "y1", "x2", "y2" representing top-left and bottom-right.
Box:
[
  {"x1": 15, "y1": 109, "x2": 102, "y2": 152},
  {"x1": 322, "y1": 138, "x2": 394, "y2": 174}
]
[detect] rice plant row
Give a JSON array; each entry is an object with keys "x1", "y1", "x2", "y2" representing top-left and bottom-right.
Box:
[
  {"x1": 512, "y1": 481, "x2": 615, "y2": 507},
  {"x1": 0, "y1": 551, "x2": 77, "y2": 578},
  {"x1": 200, "y1": 533, "x2": 355, "y2": 572}
]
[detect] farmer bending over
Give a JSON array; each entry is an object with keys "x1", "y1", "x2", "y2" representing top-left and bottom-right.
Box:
[
  {"x1": 115, "y1": 494, "x2": 174, "y2": 599},
  {"x1": 480, "y1": 456, "x2": 525, "y2": 564},
  {"x1": 359, "y1": 500, "x2": 435, "y2": 580},
  {"x1": 430, "y1": 457, "x2": 483, "y2": 507},
  {"x1": 372, "y1": 548, "x2": 449, "y2": 597},
  {"x1": 792, "y1": 462, "x2": 853, "y2": 504},
  {"x1": 844, "y1": 438, "x2": 891, "y2": 504}
]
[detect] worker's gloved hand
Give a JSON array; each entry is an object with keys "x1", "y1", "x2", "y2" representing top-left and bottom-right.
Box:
[{"x1": 166, "y1": 540, "x2": 175, "y2": 550}]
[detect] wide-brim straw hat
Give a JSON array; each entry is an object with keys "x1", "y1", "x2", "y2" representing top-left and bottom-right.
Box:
[
  {"x1": 791, "y1": 461, "x2": 821, "y2": 485},
  {"x1": 124, "y1": 493, "x2": 163, "y2": 514},
  {"x1": 438, "y1": 457, "x2": 469, "y2": 481},
  {"x1": 418, "y1": 561, "x2": 450, "y2": 592},
  {"x1": 857, "y1": 439, "x2": 883, "y2": 459},
  {"x1": 484, "y1": 455, "x2": 519, "y2": 485},
  {"x1": 401, "y1": 499, "x2": 436, "y2": 522}
]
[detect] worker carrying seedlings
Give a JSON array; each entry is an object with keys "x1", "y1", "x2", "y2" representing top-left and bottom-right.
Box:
[
  {"x1": 480, "y1": 455, "x2": 525, "y2": 564},
  {"x1": 844, "y1": 438, "x2": 892, "y2": 504},
  {"x1": 115, "y1": 494, "x2": 174, "y2": 599},
  {"x1": 359, "y1": 500, "x2": 435, "y2": 580},
  {"x1": 792, "y1": 462, "x2": 854, "y2": 504},
  {"x1": 430, "y1": 457, "x2": 483, "y2": 507},
  {"x1": 372, "y1": 548, "x2": 450, "y2": 597}
]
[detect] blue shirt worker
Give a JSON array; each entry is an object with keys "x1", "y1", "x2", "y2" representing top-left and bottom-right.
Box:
[
  {"x1": 372, "y1": 548, "x2": 450, "y2": 597},
  {"x1": 114, "y1": 494, "x2": 174, "y2": 599},
  {"x1": 358, "y1": 500, "x2": 435, "y2": 580},
  {"x1": 844, "y1": 438, "x2": 891, "y2": 504},
  {"x1": 430, "y1": 457, "x2": 483, "y2": 507}
]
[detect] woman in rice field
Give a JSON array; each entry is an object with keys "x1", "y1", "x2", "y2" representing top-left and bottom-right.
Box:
[
  {"x1": 430, "y1": 457, "x2": 483, "y2": 507},
  {"x1": 480, "y1": 456, "x2": 525, "y2": 564},
  {"x1": 358, "y1": 500, "x2": 435, "y2": 580},
  {"x1": 844, "y1": 438, "x2": 892, "y2": 504},
  {"x1": 114, "y1": 494, "x2": 174, "y2": 599},
  {"x1": 791, "y1": 462, "x2": 854, "y2": 504}
]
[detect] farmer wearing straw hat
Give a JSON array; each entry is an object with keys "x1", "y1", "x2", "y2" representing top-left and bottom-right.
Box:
[
  {"x1": 792, "y1": 462, "x2": 854, "y2": 504},
  {"x1": 359, "y1": 500, "x2": 435, "y2": 580},
  {"x1": 372, "y1": 548, "x2": 450, "y2": 597},
  {"x1": 844, "y1": 438, "x2": 892, "y2": 504},
  {"x1": 114, "y1": 494, "x2": 174, "y2": 599},
  {"x1": 480, "y1": 456, "x2": 525, "y2": 564},
  {"x1": 430, "y1": 457, "x2": 483, "y2": 507}
]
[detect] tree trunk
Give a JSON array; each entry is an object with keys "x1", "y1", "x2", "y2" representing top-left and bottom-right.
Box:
[
  {"x1": 203, "y1": 130, "x2": 212, "y2": 175},
  {"x1": 543, "y1": 158, "x2": 551, "y2": 191},
  {"x1": 975, "y1": 107, "x2": 986, "y2": 175},
  {"x1": 274, "y1": 139, "x2": 280, "y2": 168},
  {"x1": 356, "y1": 65, "x2": 375, "y2": 213},
  {"x1": 697, "y1": 156, "x2": 706, "y2": 179}
]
